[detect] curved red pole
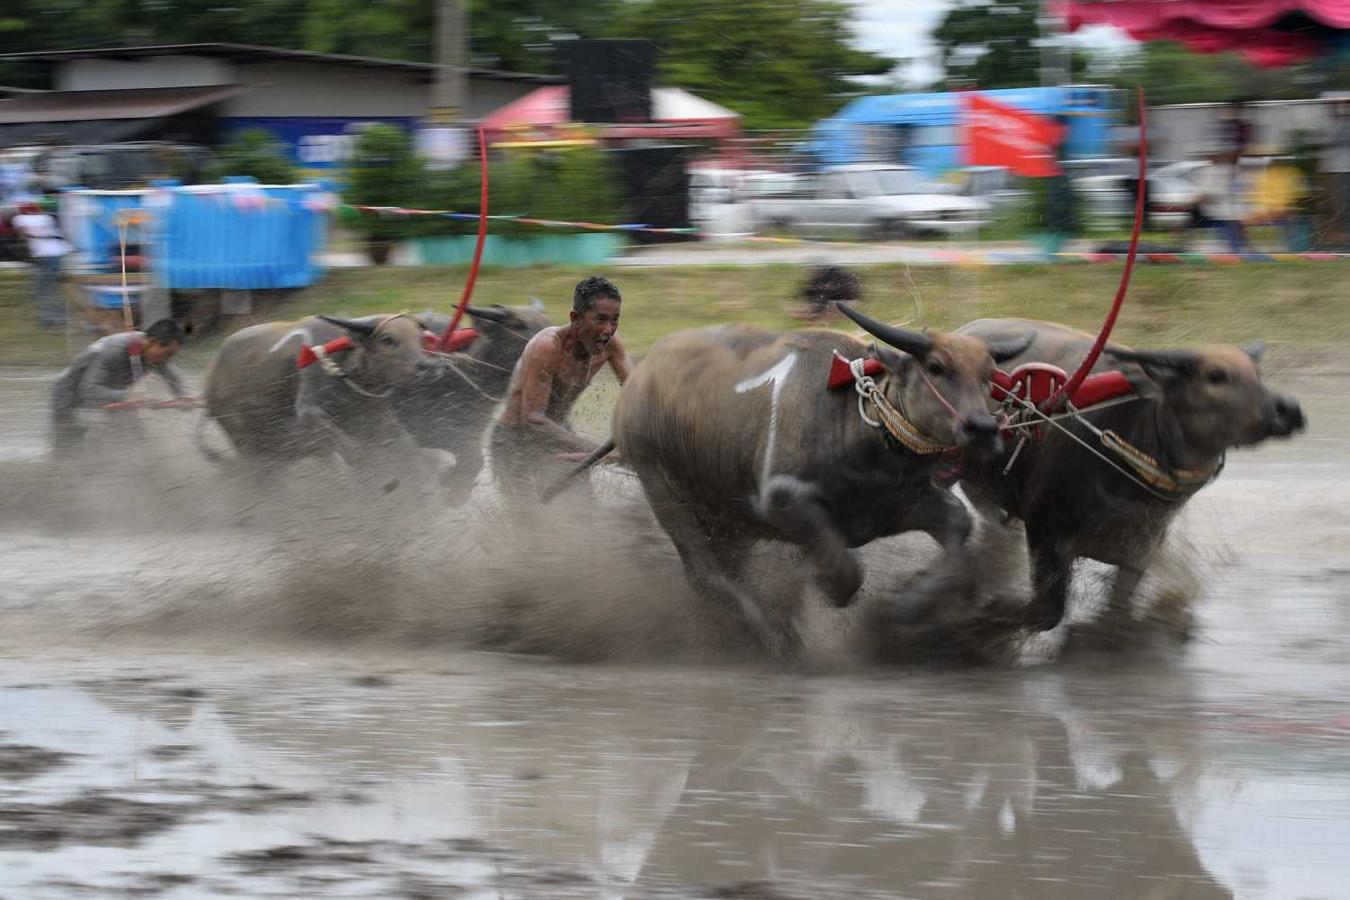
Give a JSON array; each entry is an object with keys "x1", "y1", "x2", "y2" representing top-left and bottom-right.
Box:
[
  {"x1": 1041, "y1": 87, "x2": 1147, "y2": 412},
  {"x1": 442, "y1": 126, "x2": 489, "y2": 349}
]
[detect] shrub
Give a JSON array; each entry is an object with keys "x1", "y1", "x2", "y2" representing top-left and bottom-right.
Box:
[
  {"x1": 208, "y1": 130, "x2": 298, "y2": 184},
  {"x1": 343, "y1": 125, "x2": 426, "y2": 242}
]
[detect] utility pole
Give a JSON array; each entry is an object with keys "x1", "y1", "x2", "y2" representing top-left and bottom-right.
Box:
[
  {"x1": 432, "y1": 0, "x2": 467, "y2": 124},
  {"x1": 421, "y1": 0, "x2": 469, "y2": 167},
  {"x1": 1039, "y1": 0, "x2": 1069, "y2": 89}
]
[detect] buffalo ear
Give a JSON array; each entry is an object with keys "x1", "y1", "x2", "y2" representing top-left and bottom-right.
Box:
[
  {"x1": 1243, "y1": 340, "x2": 1265, "y2": 363},
  {"x1": 1121, "y1": 367, "x2": 1164, "y2": 402},
  {"x1": 1104, "y1": 347, "x2": 1198, "y2": 386},
  {"x1": 867, "y1": 341, "x2": 910, "y2": 376}
]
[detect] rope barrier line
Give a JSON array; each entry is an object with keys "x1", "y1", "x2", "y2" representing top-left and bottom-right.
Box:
[{"x1": 339, "y1": 203, "x2": 1350, "y2": 259}]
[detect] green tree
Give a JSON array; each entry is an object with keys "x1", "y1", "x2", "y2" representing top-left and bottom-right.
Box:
[
  {"x1": 616, "y1": 0, "x2": 894, "y2": 129},
  {"x1": 468, "y1": 0, "x2": 619, "y2": 72},
  {"x1": 933, "y1": 1, "x2": 1041, "y2": 90}
]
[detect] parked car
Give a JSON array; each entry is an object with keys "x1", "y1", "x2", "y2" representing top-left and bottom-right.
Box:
[
  {"x1": 954, "y1": 166, "x2": 1030, "y2": 215},
  {"x1": 1074, "y1": 159, "x2": 1207, "y2": 230},
  {"x1": 31, "y1": 142, "x2": 212, "y2": 192},
  {"x1": 751, "y1": 164, "x2": 991, "y2": 238}
]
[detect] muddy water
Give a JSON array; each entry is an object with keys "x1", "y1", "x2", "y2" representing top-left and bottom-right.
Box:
[{"x1": 1, "y1": 365, "x2": 1348, "y2": 898}]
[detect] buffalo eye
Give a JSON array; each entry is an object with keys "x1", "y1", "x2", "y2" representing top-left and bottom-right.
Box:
[
  {"x1": 926, "y1": 360, "x2": 946, "y2": 377},
  {"x1": 381, "y1": 334, "x2": 396, "y2": 346},
  {"x1": 1206, "y1": 369, "x2": 1229, "y2": 385}
]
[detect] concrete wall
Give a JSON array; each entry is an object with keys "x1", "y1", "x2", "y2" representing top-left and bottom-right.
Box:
[
  {"x1": 223, "y1": 61, "x2": 429, "y2": 118},
  {"x1": 59, "y1": 56, "x2": 232, "y2": 91},
  {"x1": 1150, "y1": 99, "x2": 1335, "y2": 161}
]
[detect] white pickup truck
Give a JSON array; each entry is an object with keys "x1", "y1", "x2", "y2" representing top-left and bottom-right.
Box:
[{"x1": 751, "y1": 164, "x2": 991, "y2": 239}]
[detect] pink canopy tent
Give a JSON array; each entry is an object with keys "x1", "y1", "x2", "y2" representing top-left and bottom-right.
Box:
[
  {"x1": 481, "y1": 85, "x2": 743, "y2": 142},
  {"x1": 1062, "y1": 1, "x2": 1350, "y2": 67}
]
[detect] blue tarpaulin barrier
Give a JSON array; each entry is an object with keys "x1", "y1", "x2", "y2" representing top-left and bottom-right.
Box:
[{"x1": 65, "y1": 180, "x2": 331, "y2": 290}]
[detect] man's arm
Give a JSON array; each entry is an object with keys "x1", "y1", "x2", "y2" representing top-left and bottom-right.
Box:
[
  {"x1": 154, "y1": 362, "x2": 188, "y2": 398},
  {"x1": 607, "y1": 335, "x2": 632, "y2": 385},
  {"x1": 77, "y1": 348, "x2": 130, "y2": 406},
  {"x1": 517, "y1": 338, "x2": 597, "y2": 454}
]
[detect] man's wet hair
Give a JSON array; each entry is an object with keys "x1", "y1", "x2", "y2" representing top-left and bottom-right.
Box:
[
  {"x1": 145, "y1": 319, "x2": 184, "y2": 344},
  {"x1": 573, "y1": 275, "x2": 621, "y2": 314}
]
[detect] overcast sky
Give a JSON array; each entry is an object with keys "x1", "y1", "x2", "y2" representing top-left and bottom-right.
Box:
[{"x1": 849, "y1": 0, "x2": 1136, "y2": 87}]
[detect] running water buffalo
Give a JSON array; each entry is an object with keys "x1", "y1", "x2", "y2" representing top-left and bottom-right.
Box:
[
  {"x1": 955, "y1": 318, "x2": 1306, "y2": 634},
  {"x1": 203, "y1": 312, "x2": 440, "y2": 471},
  {"x1": 394, "y1": 303, "x2": 551, "y2": 503},
  {"x1": 611, "y1": 305, "x2": 1033, "y2": 654}
]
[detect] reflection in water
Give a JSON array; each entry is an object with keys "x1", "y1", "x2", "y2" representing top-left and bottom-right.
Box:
[{"x1": 5, "y1": 650, "x2": 1349, "y2": 897}]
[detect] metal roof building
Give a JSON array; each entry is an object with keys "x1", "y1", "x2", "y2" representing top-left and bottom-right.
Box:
[{"x1": 0, "y1": 43, "x2": 560, "y2": 173}]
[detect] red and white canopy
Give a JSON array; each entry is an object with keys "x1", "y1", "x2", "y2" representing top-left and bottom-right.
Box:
[
  {"x1": 481, "y1": 85, "x2": 742, "y2": 140},
  {"x1": 1062, "y1": 1, "x2": 1350, "y2": 67}
]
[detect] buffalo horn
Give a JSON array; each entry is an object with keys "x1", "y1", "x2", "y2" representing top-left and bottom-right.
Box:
[
  {"x1": 465, "y1": 305, "x2": 511, "y2": 323},
  {"x1": 836, "y1": 302, "x2": 932, "y2": 359},
  {"x1": 985, "y1": 332, "x2": 1034, "y2": 364},
  {"x1": 318, "y1": 314, "x2": 376, "y2": 335},
  {"x1": 1105, "y1": 347, "x2": 1201, "y2": 372}
]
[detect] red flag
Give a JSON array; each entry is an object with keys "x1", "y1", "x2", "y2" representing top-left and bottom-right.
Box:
[{"x1": 962, "y1": 93, "x2": 1065, "y2": 178}]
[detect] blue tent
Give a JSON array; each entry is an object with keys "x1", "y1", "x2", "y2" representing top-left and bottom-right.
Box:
[
  {"x1": 66, "y1": 179, "x2": 330, "y2": 290},
  {"x1": 807, "y1": 85, "x2": 1123, "y2": 176}
]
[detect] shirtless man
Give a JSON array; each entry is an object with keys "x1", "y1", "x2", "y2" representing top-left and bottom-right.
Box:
[{"x1": 492, "y1": 275, "x2": 630, "y2": 501}]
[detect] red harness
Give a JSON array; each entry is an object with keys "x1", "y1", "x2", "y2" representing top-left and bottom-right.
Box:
[
  {"x1": 296, "y1": 329, "x2": 480, "y2": 370},
  {"x1": 828, "y1": 355, "x2": 1135, "y2": 442}
]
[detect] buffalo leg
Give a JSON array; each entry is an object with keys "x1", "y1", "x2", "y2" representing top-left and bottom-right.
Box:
[
  {"x1": 755, "y1": 474, "x2": 861, "y2": 608},
  {"x1": 1025, "y1": 532, "x2": 1072, "y2": 632},
  {"x1": 641, "y1": 472, "x2": 797, "y2": 657},
  {"x1": 1104, "y1": 562, "x2": 1146, "y2": 626},
  {"x1": 888, "y1": 488, "x2": 977, "y2": 621}
]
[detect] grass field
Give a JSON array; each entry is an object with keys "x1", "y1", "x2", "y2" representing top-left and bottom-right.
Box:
[{"x1": 3, "y1": 261, "x2": 1348, "y2": 370}]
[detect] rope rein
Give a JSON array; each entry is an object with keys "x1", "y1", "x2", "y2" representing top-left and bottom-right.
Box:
[
  {"x1": 991, "y1": 382, "x2": 1222, "y2": 501},
  {"x1": 850, "y1": 358, "x2": 949, "y2": 455},
  {"x1": 312, "y1": 314, "x2": 420, "y2": 400}
]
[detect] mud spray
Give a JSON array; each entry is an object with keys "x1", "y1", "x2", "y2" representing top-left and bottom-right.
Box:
[{"x1": 0, "y1": 403, "x2": 1207, "y2": 669}]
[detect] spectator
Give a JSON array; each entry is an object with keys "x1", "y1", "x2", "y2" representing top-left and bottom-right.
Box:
[
  {"x1": 1036, "y1": 116, "x2": 1078, "y2": 257},
  {"x1": 1212, "y1": 100, "x2": 1254, "y2": 159},
  {"x1": 1196, "y1": 151, "x2": 1249, "y2": 253},
  {"x1": 794, "y1": 265, "x2": 863, "y2": 320},
  {"x1": 11, "y1": 201, "x2": 71, "y2": 330},
  {"x1": 1323, "y1": 93, "x2": 1350, "y2": 250},
  {"x1": 1248, "y1": 150, "x2": 1308, "y2": 251}
]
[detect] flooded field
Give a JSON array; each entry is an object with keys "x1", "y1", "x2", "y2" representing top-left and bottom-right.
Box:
[{"x1": 1, "y1": 362, "x2": 1348, "y2": 898}]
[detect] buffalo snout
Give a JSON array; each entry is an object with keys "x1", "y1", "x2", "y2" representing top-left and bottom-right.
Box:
[
  {"x1": 955, "y1": 412, "x2": 1002, "y2": 454},
  {"x1": 1266, "y1": 392, "x2": 1306, "y2": 437}
]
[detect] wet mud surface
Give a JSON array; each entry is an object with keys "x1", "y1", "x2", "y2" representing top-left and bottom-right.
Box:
[{"x1": 0, "y1": 365, "x2": 1348, "y2": 897}]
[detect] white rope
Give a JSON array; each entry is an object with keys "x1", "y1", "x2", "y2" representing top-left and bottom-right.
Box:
[
  {"x1": 992, "y1": 387, "x2": 1186, "y2": 501},
  {"x1": 850, "y1": 358, "x2": 883, "y2": 428},
  {"x1": 317, "y1": 351, "x2": 393, "y2": 399},
  {"x1": 435, "y1": 354, "x2": 506, "y2": 403}
]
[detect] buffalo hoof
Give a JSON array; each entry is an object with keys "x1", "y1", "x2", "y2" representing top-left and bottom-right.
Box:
[{"x1": 816, "y1": 553, "x2": 863, "y2": 609}]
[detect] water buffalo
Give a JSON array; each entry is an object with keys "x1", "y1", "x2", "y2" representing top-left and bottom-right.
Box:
[
  {"x1": 955, "y1": 318, "x2": 1306, "y2": 634},
  {"x1": 393, "y1": 303, "x2": 551, "y2": 503},
  {"x1": 203, "y1": 312, "x2": 440, "y2": 472},
  {"x1": 610, "y1": 305, "x2": 1033, "y2": 654}
]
